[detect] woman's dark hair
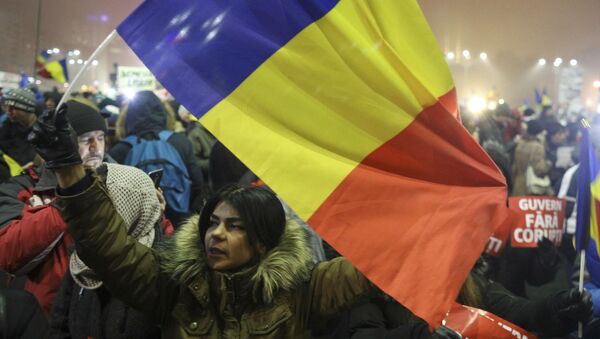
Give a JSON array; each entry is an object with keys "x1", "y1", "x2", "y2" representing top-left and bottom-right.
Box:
[{"x1": 199, "y1": 184, "x2": 286, "y2": 251}]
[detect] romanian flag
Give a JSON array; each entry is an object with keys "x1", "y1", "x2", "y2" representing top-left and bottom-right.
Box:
[
  {"x1": 576, "y1": 124, "x2": 600, "y2": 255},
  {"x1": 36, "y1": 50, "x2": 69, "y2": 84},
  {"x1": 118, "y1": 0, "x2": 511, "y2": 325}
]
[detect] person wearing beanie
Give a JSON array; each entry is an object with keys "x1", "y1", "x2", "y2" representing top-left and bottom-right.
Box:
[
  {"x1": 0, "y1": 88, "x2": 39, "y2": 166},
  {"x1": 66, "y1": 99, "x2": 108, "y2": 169},
  {"x1": 0, "y1": 98, "x2": 129, "y2": 318},
  {"x1": 511, "y1": 119, "x2": 552, "y2": 196}
]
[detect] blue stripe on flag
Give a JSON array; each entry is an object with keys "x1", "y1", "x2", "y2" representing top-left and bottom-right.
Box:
[{"x1": 117, "y1": 0, "x2": 339, "y2": 118}]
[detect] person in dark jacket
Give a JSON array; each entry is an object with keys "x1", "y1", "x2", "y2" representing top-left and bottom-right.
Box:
[
  {"x1": 0, "y1": 88, "x2": 39, "y2": 167},
  {"x1": 348, "y1": 257, "x2": 593, "y2": 338},
  {"x1": 109, "y1": 90, "x2": 204, "y2": 225},
  {"x1": 29, "y1": 106, "x2": 376, "y2": 338},
  {"x1": 0, "y1": 99, "x2": 109, "y2": 316}
]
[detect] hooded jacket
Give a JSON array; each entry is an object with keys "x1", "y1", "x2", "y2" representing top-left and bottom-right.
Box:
[{"x1": 56, "y1": 172, "x2": 372, "y2": 338}]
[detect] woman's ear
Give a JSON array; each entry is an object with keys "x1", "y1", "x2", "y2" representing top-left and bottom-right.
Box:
[{"x1": 256, "y1": 243, "x2": 267, "y2": 255}]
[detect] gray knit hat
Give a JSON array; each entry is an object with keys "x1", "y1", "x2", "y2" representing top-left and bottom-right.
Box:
[{"x1": 2, "y1": 88, "x2": 37, "y2": 113}]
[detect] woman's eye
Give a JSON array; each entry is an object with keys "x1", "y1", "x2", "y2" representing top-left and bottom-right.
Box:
[
  {"x1": 229, "y1": 224, "x2": 244, "y2": 231},
  {"x1": 209, "y1": 220, "x2": 219, "y2": 227}
]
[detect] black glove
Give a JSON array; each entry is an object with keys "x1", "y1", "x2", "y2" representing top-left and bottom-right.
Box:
[
  {"x1": 28, "y1": 105, "x2": 81, "y2": 169},
  {"x1": 430, "y1": 325, "x2": 461, "y2": 339},
  {"x1": 554, "y1": 289, "x2": 593, "y2": 324},
  {"x1": 535, "y1": 237, "x2": 559, "y2": 270}
]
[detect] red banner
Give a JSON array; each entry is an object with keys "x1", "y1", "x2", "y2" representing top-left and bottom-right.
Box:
[
  {"x1": 508, "y1": 196, "x2": 566, "y2": 248},
  {"x1": 443, "y1": 304, "x2": 537, "y2": 339}
]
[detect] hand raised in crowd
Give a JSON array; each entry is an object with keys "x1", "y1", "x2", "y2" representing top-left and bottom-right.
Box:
[{"x1": 27, "y1": 105, "x2": 82, "y2": 169}]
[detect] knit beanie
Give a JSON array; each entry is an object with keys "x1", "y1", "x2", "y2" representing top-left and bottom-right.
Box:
[
  {"x1": 2, "y1": 88, "x2": 37, "y2": 113},
  {"x1": 66, "y1": 99, "x2": 107, "y2": 136}
]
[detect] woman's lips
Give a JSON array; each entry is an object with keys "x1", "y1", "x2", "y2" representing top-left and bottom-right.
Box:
[{"x1": 208, "y1": 247, "x2": 226, "y2": 256}]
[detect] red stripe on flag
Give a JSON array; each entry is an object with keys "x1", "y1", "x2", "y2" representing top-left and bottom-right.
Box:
[{"x1": 308, "y1": 88, "x2": 510, "y2": 326}]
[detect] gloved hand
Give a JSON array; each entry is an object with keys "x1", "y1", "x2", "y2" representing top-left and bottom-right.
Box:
[
  {"x1": 554, "y1": 289, "x2": 593, "y2": 323},
  {"x1": 430, "y1": 325, "x2": 461, "y2": 339},
  {"x1": 28, "y1": 105, "x2": 81, "y2": 169},
  {"x1": 535, "y1": 237, "x2": 559, "y2": 270}
]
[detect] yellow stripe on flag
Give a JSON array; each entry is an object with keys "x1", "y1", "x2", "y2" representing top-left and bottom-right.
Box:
[
  {"x1": 591, "y1": 177, "x2": 600, "y2": 255},
  {"x1": 45, "y1": 60, "x2": 67, "y2": 84},
  {"x1": 201, "y1": 0, "x2": 453, "y2": 220}
]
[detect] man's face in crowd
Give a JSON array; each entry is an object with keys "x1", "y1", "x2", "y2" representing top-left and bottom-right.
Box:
[
  {"x1": 77, "y1": 130, "x2": 105, "y2": 169},
  {"x1": 550, "y1": 130, "x2": 567, "y2": 146},
  {"x1": 6, "y1": 106, "x2": 36, "y2": 128}
]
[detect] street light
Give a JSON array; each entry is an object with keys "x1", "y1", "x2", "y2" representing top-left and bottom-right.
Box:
[
  {"x1": 91, "y1": 60, "x2": 99, "y2": 66},
  {"x1": 68, "y1": 59, "x2": 75, "y2": 65},
  {"x1": 479, "y1": 52, "x2": 488, "y2": 61},
  {"x1": 570, "y1": 59, "x2": 578, "y2": 66},
  {"x1": 73, "y1": 49, "x2": 81, "y2": 56},
  {"x1": 52, "y1": 48, "x2": 60, "y2": 54},
  {"x1": 446, "y1": 52, "x2": 455, "y2": 60},
  {"x1": 538, "y1": 58, "x2": 546, "y2": 66},
  {"x1": 462, "y1": 50, "x2": 471, "y2": 60},
  {"x1": 553, "y1": 58, "x2": 562, "y2": 67},
  {"x1": 76, "y1": 59, "x2": 83, "y2": 64}
]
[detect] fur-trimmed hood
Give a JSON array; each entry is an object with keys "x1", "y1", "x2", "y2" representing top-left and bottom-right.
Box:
[{"x1": 157, "y1": 216, "x2": 314, "y2": 304}]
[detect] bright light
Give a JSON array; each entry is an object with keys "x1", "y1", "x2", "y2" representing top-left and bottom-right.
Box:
[
  {"x1": 487, "y1": 101, "x2": 497, "y2": 110},
  {"x1": 446, "y1": 52, "x2": 455, "y2": 60},
  {"x1": 68, "y1": 59, "x2": 75, "y2": 65},
  {"x1": 467, "y1": 96, "x2": 486, "y2": 114},
  {"x1": 121, "y1": 88, "x2": 136, "y2": 101},
  {"x1": 91, "y1": 60, "x2": 99, "y2": 66},
  {"x1": 594, "y1": 80, "x2": 600, "y2": 89},
  {"x1": 93, "y1": 80, "x2": 100, "y2": 86},
  {"x1": 570, "y1": 59, "x2": 578, "y2": 66},
  {"x1": 479, "y1": 52, "x2": 488, "y2": 61},
  {"x1": 63, "y1": 83, "x2": 69, "y2": 88},
  {"x1": 553, "y1": 58, "x2": 562, "y2": 67},
  {"x1": 52, "y1": 48, "x2": 60, "y2": 54},
  {"x1": 46, "y1": 49, "x2": 53, "y2": 54},
  {"x1": 462, "y1": 50, "x2": 471, "y2": 60},
  {"x1": 538, "y1": 58, "x2": 546, "y2": 66},
  {"x1": 35, "y1": 80, "x2": 42, "y2": 85},
  {"x1": 73, "y1": 49, "x2": 81, "y2": 56},
  {"x1": 27, "y1": 77, "x2": 34, "y2": 82},
  {"x1": 498, "y1": 98, "x2": 505, "y2": 105},
  {"x1": 76, "y1": 59, "x2": 83, "y2": 64}
]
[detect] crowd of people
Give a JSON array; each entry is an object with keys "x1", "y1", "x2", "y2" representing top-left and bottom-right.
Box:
[{"x1": 0, "y1": 84, "x2": 598, "y2": 338}]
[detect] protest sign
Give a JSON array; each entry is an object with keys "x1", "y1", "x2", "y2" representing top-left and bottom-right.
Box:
[
  {"x1": 117, "y1": 66, "x2": 156, "y2": 91},
  {"x1": 508, "y1": 196, "x2": 566, "y2": 247},
  {"x1": 0, "y1": 71, "x2": 21, "y2": 89},
  {"x1": 443, "y1": 303, "x2": 537, "y2": 339}
]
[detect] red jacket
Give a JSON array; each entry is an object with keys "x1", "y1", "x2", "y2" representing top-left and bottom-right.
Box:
[{"x1": 0, "y1": 203, "x2": 73, "y2": 316}]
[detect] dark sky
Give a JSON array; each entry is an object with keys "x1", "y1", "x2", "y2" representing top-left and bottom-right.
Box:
[{"x1": 1, "y1": 0, "x2": 599, "y2": 107}]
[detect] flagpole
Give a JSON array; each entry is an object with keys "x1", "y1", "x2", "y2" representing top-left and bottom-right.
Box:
[
  {"x1": 578, "y1": 248, "x2": 585, "y2": 338},
  {"x1": 56, "y1": 30, "x2": 118, "y2": 111},
  {"x1": 33, "y1": 0, "x2": 42, "y2": 79}
]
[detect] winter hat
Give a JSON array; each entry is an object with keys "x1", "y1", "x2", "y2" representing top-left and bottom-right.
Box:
[
  {"x1": 70, "y1": 163, "x2": 160, "y2": 289},
  {"x1": 65, "y1": 99, "x2": 107, "y2": 136},
  {"x1": 2, "y1": 88, "x2": 37, "y2": 113},
  {"x1": 527, "y1": 120, "x2": 544, "y2": 136}
]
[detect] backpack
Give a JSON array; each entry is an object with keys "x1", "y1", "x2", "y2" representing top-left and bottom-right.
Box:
[{"x1": 122, "y1": 131, "x2": 190, "y2": 214}]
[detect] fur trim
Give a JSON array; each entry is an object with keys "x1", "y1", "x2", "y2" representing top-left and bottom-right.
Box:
[{"x1": 157, "y1": 216, "x2": 314, "y2": 303}]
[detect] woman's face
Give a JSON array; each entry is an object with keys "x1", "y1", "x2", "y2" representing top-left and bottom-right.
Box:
[{"x1": 205, "y1": 201, "x2": 256, "y2": 271}]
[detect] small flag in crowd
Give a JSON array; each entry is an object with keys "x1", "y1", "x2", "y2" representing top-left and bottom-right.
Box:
[
  {"x1": 117, "y1": 0, "x2": 513, "y2": 326},
  {"x1": 36, "y1": 50, "x2": 69, "y2": 84}
]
